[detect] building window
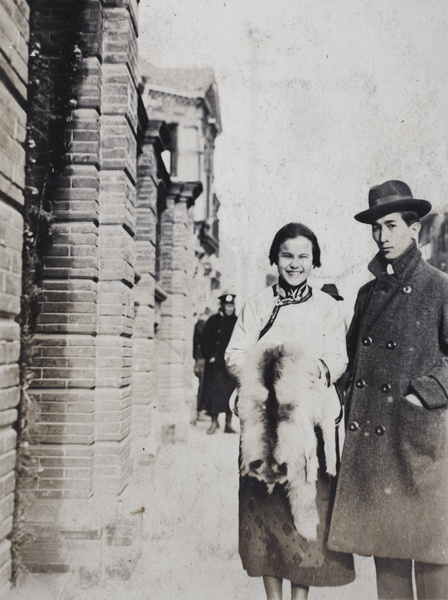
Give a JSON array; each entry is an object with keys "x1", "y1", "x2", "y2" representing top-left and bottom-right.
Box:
[{"x1": 168, "y1": 123, "x2": 178, "y2": 177}]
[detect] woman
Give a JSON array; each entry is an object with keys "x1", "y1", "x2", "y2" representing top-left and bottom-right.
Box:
[{"x1": 225, "y1": 223, "x2": 355, "y2": 600}]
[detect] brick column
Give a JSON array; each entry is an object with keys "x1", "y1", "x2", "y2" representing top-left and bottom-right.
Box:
[
  {"x1": 0, "y1": 0, "x2": 29, "y2": 589},
  {"x1": 94, "y1": 0, "x2": 138, "y2": 497},
  {"x1": 94, "y1": 0, "x2": 142, "y2": 578},
  {"x1": 132, "y1": 121, "x2": 170, "y2": 464},
  {"x1": 182, "y1": 199, "x2": 199, "y2": 421},
  {"x1": 157, "y1": 182, "x2": 202, "y2": 441},
  {"x1": 157, "y1": 190, "x2": 176, "y2": 435},
  {"x1": 21, "y1": 0, "x2": 103, "y2": 577},
  {"x1": 20, "y1": 0, "x2": 142, "y2": 579}
]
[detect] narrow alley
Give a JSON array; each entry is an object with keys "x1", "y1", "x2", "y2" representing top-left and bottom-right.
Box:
[{"x1": 7, "y1": 416, "x2": 377, "y2": 600}]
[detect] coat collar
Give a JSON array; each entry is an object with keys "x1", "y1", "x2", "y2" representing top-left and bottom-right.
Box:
[
  {"x1": 361, "y1": 242, "x2": 426, "y2": 332},
  {"x1": 368, "y1": 241, "x2": 425, "y2": 282},
  {"x1": 273, "y1": 279, "x2": 311, "y2": 304}
]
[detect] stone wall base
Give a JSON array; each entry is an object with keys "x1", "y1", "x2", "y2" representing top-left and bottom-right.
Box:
[{"x1": 20, "y1": 489, "x2": 144, "y2": 581}]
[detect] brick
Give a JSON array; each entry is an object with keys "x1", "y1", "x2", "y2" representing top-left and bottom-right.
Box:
[
  {"x1": 0, "y1": 495, "x2": 14, "y2": 524},
  {"x1": 0, "y1": 282, "x2": 22, "y2": 317},
  {"x1": 0, "y1": 540, "x2": 10, "y2": 573},
  {"x1": 39, "y1": 457, "x2": 92, "y2": 469},
  {"x1": 0, "y1": 430, "x2": 16, "y2": 455},
  {"x1": 60, "y1": 529, "x2": 101, "y2": 541},
  {"x1": 0, "y1": 517, "x2": 13, "y2": 542},
  {"x1": 37, "y1": 468, "x2": 64, "y2": 480},
  {"x1": 26, "y1": 562, "x2": 70, "y2": 574},
  {"x1": 0, "y1": 205, "x2": 24, "y2": 252},
  {"x1": 0, "y1": 365, "x2": 18, "y2": 389},
  {"x1": 0, "y1": 321, "x2": 20, "y2": 342},
  {"x1": 0, "y1": 556, "x2": 11, "y2": 589},
  {"x1": 38, "y1": 478, "x2": 91, "y2": 491},
  {"x1": 0, "y1": 472, "x2": 14, "y2": 498},
  {"x1": 0, "y1": 450, "x2": 15, "y2": 480},
  {"x1": 0, "y1": 410, "x2": 17, "y2": 429},
  {"x1": 0, "y1": 340, "x2": 20, "y2": 365}
]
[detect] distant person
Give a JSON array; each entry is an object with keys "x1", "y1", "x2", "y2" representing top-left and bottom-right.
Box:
[
  {"x1": 328, "y1": 180, "x2": 448, "y2": 600},
  {"x1": 226, "y1": 223, "x2": 354, "y2": 600},
  {"x1": 193, "y1": 309, "x2": 210, "y2": 421},
  {"x1": 201, "y1": 294, "x2": 238, "y2": 435}
]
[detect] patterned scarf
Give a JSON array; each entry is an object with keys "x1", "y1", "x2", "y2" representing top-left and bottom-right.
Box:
[{"x1": 258, "y1": 278, "x2": 312, "y2": 340}]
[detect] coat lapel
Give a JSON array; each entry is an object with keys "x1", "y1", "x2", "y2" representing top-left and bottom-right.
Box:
[
  {"x1": 362, "y1": 243, "x2": 425, "y2": 331},
  {"x1": 362, "y1": 274, "x2": 401, "y2": 331}
]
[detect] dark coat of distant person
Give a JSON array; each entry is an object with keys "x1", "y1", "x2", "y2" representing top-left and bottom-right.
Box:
[
  {"x1": 193, "y1": 317, "x2": 207, "y2": 412},
  {"x1": 201, "y1": 310, "x2": 237, "y2": 415},
  {"x1": 328, "y1": 243, "x2": 448, "y2": 564}
]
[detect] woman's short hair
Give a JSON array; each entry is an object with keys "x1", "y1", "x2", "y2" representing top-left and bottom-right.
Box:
[{"x1": 269, "y1": 222, "x2": 321, "y2": 267}]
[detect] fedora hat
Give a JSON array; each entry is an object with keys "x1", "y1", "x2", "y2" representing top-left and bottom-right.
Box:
[{"x1": 355, "y1": 180, "x2": 432, "y2": 224}]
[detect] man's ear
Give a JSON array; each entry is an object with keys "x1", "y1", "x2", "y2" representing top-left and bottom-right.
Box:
[{"x1": 410, "y1": 221, "x2": 421, "y2": 241}]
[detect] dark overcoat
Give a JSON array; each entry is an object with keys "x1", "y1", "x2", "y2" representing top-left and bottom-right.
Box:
[
  {"x1": 328, "y1": 243, "x2": 448, "y2": 564},
  {"x1": 201, "y1": 311, "x2": 237, "y2": 415}
]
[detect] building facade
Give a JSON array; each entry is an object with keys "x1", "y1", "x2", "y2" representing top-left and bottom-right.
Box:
[
  {"x1": 0, "y1": 0, "x2": 225, "y2": 588},
  {"x1": 140, "y1": 61, "x2": 228, "y2": 429}
]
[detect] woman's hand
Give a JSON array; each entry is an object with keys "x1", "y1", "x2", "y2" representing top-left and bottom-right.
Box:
[{"x1": 303, "y1": 361, "x2": 320, "y2": 388}]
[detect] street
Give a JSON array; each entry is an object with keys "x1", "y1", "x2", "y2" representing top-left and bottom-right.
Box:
[{"x1": 7, "y1": 415, "x2": 377, "y2": 600}]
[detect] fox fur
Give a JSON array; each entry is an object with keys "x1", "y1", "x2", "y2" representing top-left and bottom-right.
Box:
[{"x1": 238, "y1": 342, "x2": 337, "y2": 540}]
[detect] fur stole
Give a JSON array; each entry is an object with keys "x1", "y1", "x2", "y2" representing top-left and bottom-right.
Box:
[{"x1": 238, "y1": 342, "x2": 338, "y2": 540}]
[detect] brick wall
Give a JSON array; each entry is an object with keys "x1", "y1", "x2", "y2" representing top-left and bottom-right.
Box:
[
  {"x1": 0, "y1": 0, "x2": 29, "y2": 592},
  {"x1": 0, "y1": 0, "x2": 217, "y2": 586},
  {"x1": 19, "y1": 0, "x2": 143, "y2": 579}
]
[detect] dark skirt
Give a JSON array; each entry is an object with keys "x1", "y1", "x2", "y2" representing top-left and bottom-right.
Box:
[
  {"x1": 239, "y1": 431, "x2": 355, "y2": 587},
  {"x1": 202, "y1": 362, "x2": 236, "y2": 415}
]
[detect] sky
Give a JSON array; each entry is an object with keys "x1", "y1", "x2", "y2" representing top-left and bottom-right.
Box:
[{"x1": 139, "y1": 0, "x2": 448, "y2": 305}]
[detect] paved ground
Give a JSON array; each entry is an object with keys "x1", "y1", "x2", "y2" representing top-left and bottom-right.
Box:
[{"x1": 6, "y1": 415, "x2": 377, "y2": 599}]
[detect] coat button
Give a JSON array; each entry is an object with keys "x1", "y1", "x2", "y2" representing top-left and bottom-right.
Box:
[
  {"x1": 381, "y1": 383, "x2": 391, "y2": 393},
  {"x1": 386, "y1": 341, "x2": 396, "y2": 350},
  {"x1": 348, "y1": 421, "x2": 359, "y2": 432},
  {"x1": 402, "y1": 285, "x2": 412, "y2": 294},
  {"x1": 362, "y1": 336, "x2": 373, "y2": 346},
  {"x1": 356, "y1": 379, "x2": 366, "y2": 389},
  {"x1": 375, "y1": 425, "x2": 385, "y2": 436}
]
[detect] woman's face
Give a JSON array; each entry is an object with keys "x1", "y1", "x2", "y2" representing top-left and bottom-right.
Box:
[{"x1": 277, "y1": 236, "x2": 314, "y2": 287}]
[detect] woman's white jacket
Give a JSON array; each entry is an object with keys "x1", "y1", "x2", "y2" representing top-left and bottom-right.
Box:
[{"x1": 225, "y1": 284, "x2": 348, "y2": 386}]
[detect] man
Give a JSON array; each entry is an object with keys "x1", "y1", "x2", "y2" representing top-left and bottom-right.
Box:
[
  {"x1": 192, "y1": 308, "x2": 210, "y2": 421},
  {"x1": 201, "y1": 294, "x2": 238, "y2": 435},
  {"x1": 328, "y1": 180, "x2": 448, "y2": 599}
]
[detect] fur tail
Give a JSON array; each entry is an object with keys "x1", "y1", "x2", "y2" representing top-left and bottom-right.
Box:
[
  {"x1": 238, "y1": 344, "x2": 276, "y2": 478},
  {"x1": 285, "y1": 478, "x2": 319, "y2": 541}
]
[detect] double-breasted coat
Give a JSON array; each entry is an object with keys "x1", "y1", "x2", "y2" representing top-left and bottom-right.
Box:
[
  {"x1": 201, "y1": 311, "x2": 237, "y2": 415},
  {"x1": 328, "y1": 242, "x2": 448, "y2": 564}
]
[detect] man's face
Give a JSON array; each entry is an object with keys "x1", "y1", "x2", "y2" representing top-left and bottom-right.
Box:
[
  {"x1": 372, "y1": 212, "x2": 419, "y2": 261},
  {"x1": 222, "y1": 303, "x2": 235, "y2": 316}
]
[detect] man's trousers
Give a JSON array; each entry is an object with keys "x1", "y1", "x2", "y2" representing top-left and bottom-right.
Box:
[{"x1": 374, "y1": 556, "x2": 448, "y2": 599}]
